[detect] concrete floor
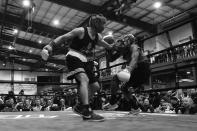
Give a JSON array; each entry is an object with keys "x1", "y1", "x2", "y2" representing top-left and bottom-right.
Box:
[{"x1": 0, "y1": 110, "x2": 197, "y2": 131}]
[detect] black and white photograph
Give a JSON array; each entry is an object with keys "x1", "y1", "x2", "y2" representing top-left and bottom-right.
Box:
[{"x1": 0, "y1": 0, "x2": 197, "y2": 130}]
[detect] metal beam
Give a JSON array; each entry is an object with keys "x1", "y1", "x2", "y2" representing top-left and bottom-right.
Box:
[
  {"x1": 47, "y1": 0, "x2": 100, "y2": 14},
  {"x1": 0, "y1": 0, "x2": 9, "y2": 43},
  {"x1": 12, "y1": 9, "x2": 28, "y2": 48},
  {"x1": 12, "y1": 50, "x2": 65, "y2": 65},
  {"x1": 78, "y1": 0, "x2": 117, "y2": 27},
  {"x1": 165, "y1": 3, "x2": 185, "y2": 12},
  {"x1": 0, "y1": 37, "x2": 65, "y2": 65},
  {"x1": 106, "y1": 13, "x2": 157, "y2": 33},
  {"x1": 0, "y1": 68, "x2": 62, "y2": 73},
  {"x1": 47, "y1": 0, "x2": 157, "y2": 34},
  {"x1": 2, "y1": 33, "x2": 43, "y2": 49},
  {"x1": 0, "y1": 12, "x2": 69, "y2": 38},
  {"x1": 0, "y1": 80, "x2": 74, "y2": 85},
  {"x1": 13, "y1": 59, "x2": 59, "y2": 70},
  {"x1": 1, "y1": 33, "x2": 68, "y2": 54},
  {"x1": 0, "y1": 55, "x2": 58, "y2": 70}
]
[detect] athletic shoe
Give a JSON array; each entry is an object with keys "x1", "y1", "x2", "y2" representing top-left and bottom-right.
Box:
[
  {"x1": 128, "y1": 108, "x2": 140, "y2": 115},
  {"x1": 83, "y1": 112, "x2": 105, "y2": 122},
  {"x1": 72, "y1": 104, "x2": 91, "y2": 118},
  {"x1": 104, "y1": 104, "x2": 119, "y2": 111}
]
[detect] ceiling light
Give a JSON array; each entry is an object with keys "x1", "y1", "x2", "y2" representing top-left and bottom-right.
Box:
[
  {"x1": 179, "y1": 79, "x2": 194, "y2": 83},
  {"x1": 53, "y1": 19, "x2": 59, "y2": 26},
  {"x1": 13, "y1": 29, "x2": 18, "y2": 34},
  {"x1": 23, "y1": 0, "x2": 31, "y2": 7},
  {"x1": 38, "y1": 40, "x2": 42, "y2": 44},
  {"x1": 187, "y1": 71, "x2": 191, "y2": 74},
  {"x1": 153, "y1": 1, "x2": 162, "y2": 9},
  {"x1": 107, "y1": 31, "x2": 113, "y2": 36},
  {"x1": 8, "y1": 45, "x2": 14, "y2": 50}
]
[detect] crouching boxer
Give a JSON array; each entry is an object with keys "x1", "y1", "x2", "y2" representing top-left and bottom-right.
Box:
[
  {"x1": 41, "y1": 14, "x2": 114, "y2": 122},
  {"x1": 106, "y1": 34, "x2": 151, "y2": 113}
]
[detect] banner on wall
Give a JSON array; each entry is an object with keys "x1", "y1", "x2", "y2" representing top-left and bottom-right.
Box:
[
  {"x1": 0, "y1": 84, "x2": 37, "y2": 95},
  {"x1": 14, "y1": 84, "x2": 37, "y2": 95},
  {"x1": 0, "y1": 84, "x2": 12, "y2": 94},
  {"x1": 37, "y1": 85, "x2": 54, "y2": 95}
]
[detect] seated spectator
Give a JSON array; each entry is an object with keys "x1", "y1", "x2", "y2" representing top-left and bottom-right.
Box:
[
  {"x1": 155, "y1": 99, "x2": 172, "y2": 113},
  {"x1": 179, "y1": 97, "x2": 194, "y2": 114},
  {"x1": 0, "y1": 98, "x2": 5, "y2": 111},
  {"x1": 149, "y1": 92, "x2": 161, "y2": 109},
  {"x1": 40, "y1": 98, "x2": 47, "y2": 107},
  {"x1": 190, "y1": 92, "x2": 197, "y2": 114},
  {"x1": 103, "y1": 91, "x2": 121, "y2": 111},
  {"x1": 32, "y1": 99, "x2": 43, "y2": 111},
  {"x1": 170, "y1": 97, "x2": 180, "y2": 113},
  {"x1": 44, "y1": 99, "x2": 60, "y2": 111},
  {"x1": 60, "y1": 98, "x2": 66, "y2": 111},
  {"x1": 15, "y1": 101, "x2": 24, "y2": 111},
  {"x1": 4, "y1": 91, "x2": 16, "y2": 103},
  {"x1": 91, "y1": 92, "x2": 103, "y2": 110},
  {"x1": 118, "y1": 93, "x2": 132, "y2": 111},
  {"x1": 45, "y1": 99, "x2": 53, "y2": 111},
  {"x1": 2, "y1": 98, "x2": 17, "y2": 112},
  {"x1": 23, "y1": 99, "x2": 33, "y2": 111},
  {"x1": 139, "y1": 98, "x2": 154, "y2": 113}
]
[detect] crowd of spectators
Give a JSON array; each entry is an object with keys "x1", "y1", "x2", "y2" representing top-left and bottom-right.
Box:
[
  {"x1": 150, "y1": 42, "x2": 197, "y2": 64},
  {"x1": 0, "y1": 89, "x2": 77, "y2": 112},
  {"x1": 102, "y1": 89, "x2": 197, "y2": 114},
  {"x1": 0, "y1": 88, "x2": 197, "y2": 115}
]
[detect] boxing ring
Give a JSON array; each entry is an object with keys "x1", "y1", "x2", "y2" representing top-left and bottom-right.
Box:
[
  {"x1": 0, "y1": 39, "x2": 197, "y2": 131},
  {"x1": 0, "y1": 110, "x2": 197, "y2": 131}
]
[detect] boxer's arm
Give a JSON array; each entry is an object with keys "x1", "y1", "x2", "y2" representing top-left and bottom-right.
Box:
[
  {"x1": 97, "y1": 34, "x2": 113, "y2": 50},
  {"x1": 106, "y1": 50, "x2": 121, "y2": 62},
  {"x1": 50, "y1": 27, "x2": 83, "y2": 50},
  {"x1": 126, "y1": 45, "x2": 140, "y2": 72},
  {"x1": 41, "y1": 28, "x2": 83, "y2": 60}
]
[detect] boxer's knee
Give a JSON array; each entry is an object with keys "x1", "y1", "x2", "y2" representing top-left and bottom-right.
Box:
[
  {"x1": 110, "y1": 75, "x2": 120, "y2": 94},
  {"x1": 75, "y1": 73, "x2": 89, "y2": 87},
  {"x1": 121, "y1": 82, "x2": 130, "y2": 94}
]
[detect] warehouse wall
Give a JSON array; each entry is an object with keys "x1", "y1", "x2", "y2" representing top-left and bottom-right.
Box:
[
  {"x1": 0, "y1": 62, "x2": 61, "y2": 94},
  {"x1": 144, "y1": 23, "x2": 193, "y2": 52}
]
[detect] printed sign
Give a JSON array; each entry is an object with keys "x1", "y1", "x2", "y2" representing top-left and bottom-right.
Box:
[{"x1": 0, "y1": 114, "x2": 57, "y2": 119}]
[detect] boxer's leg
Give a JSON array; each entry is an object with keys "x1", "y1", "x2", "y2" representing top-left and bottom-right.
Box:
[{"x1": 66, "y1": 55, "x2": 104, "y2": 121}]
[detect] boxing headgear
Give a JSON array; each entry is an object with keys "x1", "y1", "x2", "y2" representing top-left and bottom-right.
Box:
[
  {"x1": 89, "y1": 14, "x2": 107, "y2": 33},
  {"x1": 103, "y1": 35, "x2": 114, "y2": 44},
  {"x1": 123, "y1": 34, "x2": 135, "y2": 44},
  {"x1": 117, "y1": 69, "x2": 131, "y2": 82}
]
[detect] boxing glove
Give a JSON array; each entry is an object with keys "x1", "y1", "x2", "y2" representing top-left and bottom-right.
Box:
[
  {"x1": 41, "y1": 45, "x2": 52, "y2": 61},
  {"x1": 117, "y1": 69, "x2": 131, "y2": 82}
]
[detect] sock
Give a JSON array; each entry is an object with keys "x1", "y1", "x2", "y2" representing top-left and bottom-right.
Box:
[{"x1": 83, "y1": 104, "x2": 90, "y2": 109}]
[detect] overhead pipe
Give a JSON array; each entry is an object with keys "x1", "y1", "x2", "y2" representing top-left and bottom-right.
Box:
[{"x1": 142, "y1": 5, "x2": 197, "y2": 42}]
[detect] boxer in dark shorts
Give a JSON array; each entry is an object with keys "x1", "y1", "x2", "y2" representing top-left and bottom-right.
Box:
[
  {"x1": 41, "y1": 14, "x2": 113, "y2": 121},
  {"x1": 106, "y1": 34, "x2": 150, "y2": 113}
]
